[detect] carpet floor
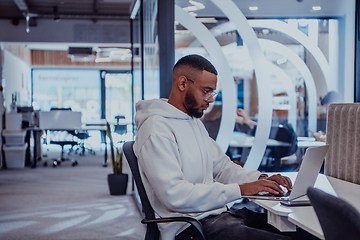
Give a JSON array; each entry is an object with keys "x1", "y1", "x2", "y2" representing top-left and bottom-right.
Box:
[{"x1": 0, "y1": 144, "x2": 146, "y2": 240}]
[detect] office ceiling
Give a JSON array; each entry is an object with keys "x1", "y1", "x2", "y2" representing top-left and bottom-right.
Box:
[
  {"x1": 176, "y1": 0, "x2": 352, "y2": 19},
  {"x1": 0, "y1": 0, "x2": 352, "y2": 21},
  {"x1": 0, "y1": 0, "x2": 353, "y2": 52},
  {"x1": 0, "y1": 0, "x2": 135, "y2": 20}
]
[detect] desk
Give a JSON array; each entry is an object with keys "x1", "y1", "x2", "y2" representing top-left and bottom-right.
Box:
[
  {"x1": 229, "y1": 133, "x2": 291, "y2": 148},
  {"x1": 29, "y1": 118, "x2": 108, "y2": 168},
  {"x1": 230, "y1": 136, "x2": 325, "y2": 149},
  {"x1": 229, "y1": 133, "x2": 291, "y2": 170},
  {"x1": 230, "y1": 135, "x2": 326, "y2": 170},
  {"x1": 297, "y1": 137, "x2": 326, "y2": 148},
  {"x1": 252, "y1": 172, "x2": 360, "y2": 239}
]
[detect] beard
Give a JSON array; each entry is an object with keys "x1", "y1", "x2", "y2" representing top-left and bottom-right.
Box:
[{"x1": 185, "y1": 90, "x2": 205, "y2": 118}]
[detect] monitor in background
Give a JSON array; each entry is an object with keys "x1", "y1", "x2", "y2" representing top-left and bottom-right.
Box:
[{"x1": 39, "y1": 110, "x2": 82, "y2": 130}]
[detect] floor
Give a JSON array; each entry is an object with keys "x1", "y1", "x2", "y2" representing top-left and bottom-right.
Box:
[{"x1": 0, "y1": 144, "x2": 146, "y2": 240}]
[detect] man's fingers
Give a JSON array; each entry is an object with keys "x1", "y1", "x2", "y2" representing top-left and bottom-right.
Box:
[
  {"x1": 263, "y1": 186, "x2": 280, "y2": 195},
  {"x1": 268, "y1": 174, "x2": 292, "y2": 191},
  {"x1": 260, "y1": 180, "x2": 283, "y2": 194},
  {"x1": 284, "y1": 176, "x2": 293, "y2": 190}
]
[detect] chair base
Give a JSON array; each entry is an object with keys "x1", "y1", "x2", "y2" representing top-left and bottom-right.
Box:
[{"x1": 45, "y1": 141, "x2": 78, "y2": 167}]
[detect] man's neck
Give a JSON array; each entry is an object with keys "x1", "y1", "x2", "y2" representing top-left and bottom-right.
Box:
[{"x1": 168, "y1": 93, "x2": 188, "y2": 116}]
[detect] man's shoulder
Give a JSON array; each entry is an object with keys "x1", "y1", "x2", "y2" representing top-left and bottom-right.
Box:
[{"x1": 138, "y1": 114, "x2": 177, "y2": 135}]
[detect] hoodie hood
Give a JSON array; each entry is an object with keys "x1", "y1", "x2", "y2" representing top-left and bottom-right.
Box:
[{"x1": 135, "y1": 98, "x2": 190, "y2": 129}]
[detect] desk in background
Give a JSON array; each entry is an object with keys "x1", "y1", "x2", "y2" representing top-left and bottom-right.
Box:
[
  {"x1": 229, "y1": 132, "x2": 291, "y2": 170},
  {"x1": 31, "y1": 111, "x2": 108, "y2": 167},
  {"x1": 297, "y1": 137, "x2": 326, "y2": 148},
  {"x1": 230, "y1": 134, "x2": 326, "y2": 170}
]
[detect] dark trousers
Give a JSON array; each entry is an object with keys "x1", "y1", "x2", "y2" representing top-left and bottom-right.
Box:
[{"x1": 175, "y1": 208, "x2": 319, "y2": 240}]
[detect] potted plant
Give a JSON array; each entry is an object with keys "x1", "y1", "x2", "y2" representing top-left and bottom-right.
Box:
[{"x1": 106, "y1": 123, "x2": 128, "y2": 195}]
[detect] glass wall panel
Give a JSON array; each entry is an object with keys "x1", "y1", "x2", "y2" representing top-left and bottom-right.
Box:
[
  {"x1": 143, "y1": 0, "x2": 160, "y2": 100},
  {"x1": 175, "y1": 18, "x2": 339, "y2": 138},
  {"x1": 32, "y1": 69, "x2": 101, "y2": 122}
]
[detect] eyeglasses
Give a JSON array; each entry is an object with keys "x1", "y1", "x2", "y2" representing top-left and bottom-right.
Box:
[{"x1": 186, "y1": 78, "x2": 218, "y2": 101}]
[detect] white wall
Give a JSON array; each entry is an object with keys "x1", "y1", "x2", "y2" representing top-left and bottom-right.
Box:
[{"x1": 3, "y1": 50, "x2": 32, "y2": 111}]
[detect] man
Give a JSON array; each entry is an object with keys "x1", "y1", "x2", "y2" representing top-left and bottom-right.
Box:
[{"x1": 133, "y1": 54, "x2": 293, "y2": 240}]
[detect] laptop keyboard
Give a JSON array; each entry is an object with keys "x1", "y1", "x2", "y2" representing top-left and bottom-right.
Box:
[{"x1": 257, "y1": 185, "x2": 290, "y2": 197}]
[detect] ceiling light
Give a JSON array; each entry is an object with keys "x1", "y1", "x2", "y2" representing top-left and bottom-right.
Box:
[
  {"x1": 197, "y1": 17, "x2": 218, "y2": 23},
  {"x1": 130, "y1": 0, "x2": 140, "y2": 19},
  {"x1": 312, "y1": 6, "x2": 321, "y2": 11},
  {"x1": 262, "y1": 29, "x2": 270, "y2": 34},
  {"x1": 276, "y1": 58, "x2": 288, "y2": 65},
  {"x1": 95, "y1": 57, "x2": 111, "y2": 63},
  {"x1": 189, "y1": 0, "x2": 205, "y2": 10},
  {"x1": 183, "y1": 6, "x2": 197, "y2": 11},
  {"x1": 249, "y1": 6, "x2": 258, "y2": 11},
  {"x1": 189, "y1": 12, "x2": 197, "y2": 17},
  {"x1": 183, "y1": 0, "x2": 205, "y2": 12}
]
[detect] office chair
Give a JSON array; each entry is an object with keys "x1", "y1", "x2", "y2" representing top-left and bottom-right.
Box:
[
  {"x1": 115, "y1": 115, "x2": 127, "y2": 135},
  {"x1": 122, "y1": 141, "x2": 207, "y2": 240},
  {"x1": 42, "y1": 108, "x2": 79, "y2": 167},
  {"x1": 250, "y1": 123, "x2": 298, "y2": 171},
  {"x1": 48, "y1": 136, "x2": 78, "y2": 167},
  {"x1": 68, "y1": 131, "x2": 96, "y2": 156},
  {"x1": 307, "y1": 187, "x2": 360, "y2": 240}
]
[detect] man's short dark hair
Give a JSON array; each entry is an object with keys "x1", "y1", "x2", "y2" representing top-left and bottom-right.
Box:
[{"x1": 173, "y1": 54, "x2": 218, "y2": 75}]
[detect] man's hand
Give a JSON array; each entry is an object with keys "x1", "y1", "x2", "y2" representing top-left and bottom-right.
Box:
[
  {"x1": 239, "y1": 174, "x2": 292, "y2": 196},
  {"x1": 266, "y1": 174, "x2": 292, "y2": 191}
]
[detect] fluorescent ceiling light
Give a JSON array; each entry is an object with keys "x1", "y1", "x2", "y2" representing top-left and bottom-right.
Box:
[
  {"x1": 312, "y1": 6, "x2": 321, "y2": 11},
  {"x1": 189, "y1": 12, "x2": 198, "y2": 17},
  {"x1": 262, "y1": 29, "x2": 270, "y2": 34},
  {"x1": 189, "y1": 0, "x2": 205, "y2": 10},
  {"x1": 249, "y1": 6, "x2": 258, "y2": 11},
  {"x1": 276, "y1": 57, "x2": 287, "y2": 65},
  {"x1": 197, "y1": 17, "x2": 218, "y2": 23},
  {"x1": 130, "y1": 0, "x2": 140, "y2": 19},
  {"x1": 183, "y1": 0, "x2": 205, "y2": 12},
  {"x1": 183, "y1": 6, "x2": 198, "y2": 11},
  {"x1": 95, "y1": 57, "x2": 111, "y2": 63}
]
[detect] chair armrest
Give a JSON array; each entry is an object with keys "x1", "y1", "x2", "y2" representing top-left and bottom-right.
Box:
[{"x1": 141, "y1": 217, "x2": 207, "y2": 240}]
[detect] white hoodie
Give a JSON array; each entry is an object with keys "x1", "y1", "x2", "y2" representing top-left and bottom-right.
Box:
[{"x1": 133, "y1": 99, "x2": 261, "y2": 239}]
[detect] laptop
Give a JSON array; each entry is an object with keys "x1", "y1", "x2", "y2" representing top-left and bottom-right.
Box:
[{"x1": 242, "y1": 145, "x2": 329, "y2": 206}]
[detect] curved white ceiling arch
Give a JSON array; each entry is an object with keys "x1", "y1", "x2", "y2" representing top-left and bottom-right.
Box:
[
  {"x1": 175, "y1": 4, "x2": 237, "y2": 152},
  {"x1": 249, "y1": 20, "x2": 332, "y2": 92},
  {"x1": 210, "y1": 0, "x2": 273, "y2": 170},
  {"x1": 190, "y1": 20, "x2": 332, "y2": 92},
  {"x1": 259, "y1": 39, "x2": 317, "y2": 133},
  {"x1": 267, "y1": 62, "x2": 297, "y2": 130}
]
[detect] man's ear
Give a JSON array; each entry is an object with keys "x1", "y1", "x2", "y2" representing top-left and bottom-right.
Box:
[{"x1": 178, "y1": 76, "x2": 187, "y2": 92}]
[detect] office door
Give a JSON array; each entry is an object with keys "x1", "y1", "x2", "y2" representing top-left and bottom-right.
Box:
[{"x1": 104, "y1": 72, "x2": 133, "y2": 135}]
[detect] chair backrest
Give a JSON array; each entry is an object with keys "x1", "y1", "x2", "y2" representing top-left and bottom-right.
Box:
[
  {"x1": 250, "y1": 122, "x2": 298, "y2": 158},
  {"x1": 122, "y1": 141, "x2": 160, "y2": 240},
  {"x1": 307, "y1": 187, "x2": 360, "y2": 240},
  {"x1": 272, "y1": 122, "x2": 298, "y2": 157},
  {"x1": 325, "y1": 103, "x2": 360, "y2": 184}
]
